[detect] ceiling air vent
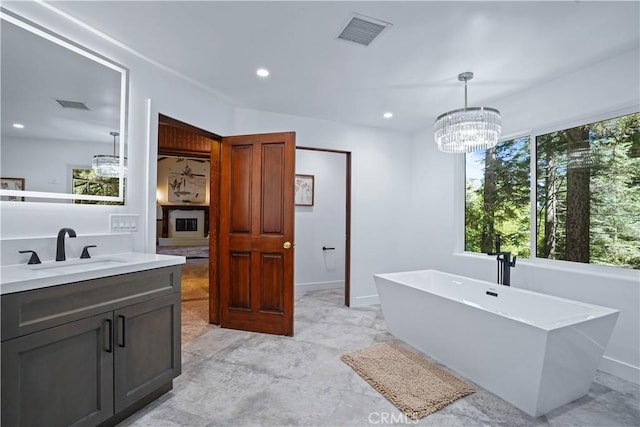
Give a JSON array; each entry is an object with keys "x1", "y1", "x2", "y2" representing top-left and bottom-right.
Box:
[
  {"x1": 56, "y1": 99, "x2": 90, "y2": 110},
  {"x1": 337, "y1": 13, "x2": 392, "y2": 47}
]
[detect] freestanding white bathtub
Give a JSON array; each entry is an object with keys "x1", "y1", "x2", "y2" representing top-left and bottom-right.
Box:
[{"x1": 374, "y1": 269, "x2": 619, "y2": 417}]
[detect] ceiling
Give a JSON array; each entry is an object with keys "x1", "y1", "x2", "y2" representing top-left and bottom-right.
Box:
[
  {"x1": 18, "y1": 1, "x2": 640, "y2": 132},
  {"x1": 1, "y1": 16, "x2": 123, "y2": 143}
]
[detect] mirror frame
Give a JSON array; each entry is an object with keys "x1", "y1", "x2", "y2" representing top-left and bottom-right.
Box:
[{"x1": 0, "y1": 8, "x2": 129, "y2": 203}]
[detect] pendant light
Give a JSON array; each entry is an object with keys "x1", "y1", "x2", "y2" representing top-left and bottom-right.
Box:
[
  {"x1": 92, "y1": 131, "x2": 127, "y2": 178},
  {"x1": 434, "y1": 72, "x2": 502, "y2": 153}
]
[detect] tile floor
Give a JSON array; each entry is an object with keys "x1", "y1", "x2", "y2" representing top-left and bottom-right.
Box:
[{"x1": 119, "y1": 289, "x2": 640, "y2": 426}]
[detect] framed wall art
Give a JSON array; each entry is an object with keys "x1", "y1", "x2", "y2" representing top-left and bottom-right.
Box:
[
  {"x1": 0, "y1": 177, "x2": 25, "y2": 201},
  {"x1": 295, "y1": 174, "x2": 314, "y2": 206},
  {"x1": 168, "y1": 173, "x2": 207, "y2": 203}
]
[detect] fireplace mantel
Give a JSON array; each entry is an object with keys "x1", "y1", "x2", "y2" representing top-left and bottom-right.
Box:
[{"x1": 160, "y1": 205, "x2": 209, "y2": 238}]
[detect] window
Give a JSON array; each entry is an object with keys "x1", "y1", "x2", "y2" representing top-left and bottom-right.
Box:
[
  {"x1": 464, "y1": 112, "x2": 640, "y2": 270},
  {"x1": 72, "y1": 168, "x2": 124, "y2": 205},
  {"x1": 536, "y1": 112, "x2": 640, "y2": 269},
  {"x1": 465, "y1": 136, "x2": 531, "y2": 257}
]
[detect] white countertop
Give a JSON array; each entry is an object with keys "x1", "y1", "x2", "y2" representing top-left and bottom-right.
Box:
[{"x1": 0, "y1": 252, "x2": 186, "y2": 295}]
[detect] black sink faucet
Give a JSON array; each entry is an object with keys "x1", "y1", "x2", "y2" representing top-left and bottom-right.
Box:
[
  {"x1": 487, "y1": 234, "x2": 516, "y2": 286},
  {"x1": 56, "y1": 228, "x2": 77, "y2": 261}
]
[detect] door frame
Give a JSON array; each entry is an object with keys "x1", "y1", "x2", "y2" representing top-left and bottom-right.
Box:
[
  {"x1": 155, "y1": 114, "x2": 222, "y2": 324},
  {"x1": 153, "y1": 115, "x2": 353, "y2": 324},
  {"x1": 296, "y1": 146, "x2": 352, "y2": 307}
]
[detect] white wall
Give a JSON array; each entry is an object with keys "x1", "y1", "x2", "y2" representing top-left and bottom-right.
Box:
[
  {"x1": 295, "y1": 149, "x2": 346, "y2": 291},
  {"x1": 234, "y1": 108, "x2": 416, "y2": 306},
  {"x1": 2, "y1": 0, "x2": 637, "y2": 385},
  {"x1": 0, "y1": 4, "x2": 418, "y2": 309},
  {"x1": 2, "y1": 137, "x2": 111, "y2": 196},
  {"x1": 407, "y1": 48, "x2": 640, "y2": 384},
  {"x1": 0, "y1": 2, "x2": 233, "y2": 251}
]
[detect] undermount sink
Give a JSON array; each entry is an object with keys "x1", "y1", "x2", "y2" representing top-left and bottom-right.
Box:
[
  {"x1": 25, "y1": 257, "x2": 128, "y2": 272},
  {"x1": 1, "y1": 252, "x2": 185, "y2": 295}
]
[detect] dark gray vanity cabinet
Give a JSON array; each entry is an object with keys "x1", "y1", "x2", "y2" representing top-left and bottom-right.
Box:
[
  {"x1": 1, "y1": 313, "x2": 115, "y2": 427},
  {"x1": 1, "y1": 266, "x2": 182, "y2": 427},
  {"x1": 113, "y1": 293, "x2": 181, "y2": 413}
]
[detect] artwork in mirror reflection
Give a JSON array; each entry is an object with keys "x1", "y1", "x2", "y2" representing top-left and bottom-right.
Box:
[
  {"x1": 0, "y1": 10, "x2": 127, "y2": 203},
  {"x1": 0, "y1": 177, "x2": 25, "y2": 201}
]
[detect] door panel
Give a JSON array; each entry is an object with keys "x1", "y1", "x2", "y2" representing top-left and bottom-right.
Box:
[
  {"x1": 230, "y1": 145, "x2": 253, "y2": 234},
  {"x1": 260, "y1": 253, "x2": 285, "y2": 313},
  {"x1": 229, "y1": 252, "x2": 252, "y2": 310},
  {"x1": 220, "y1": 132, "x2": 295, "y2": 336},
  {"x1": 261, "y1": 144, "x2": 285, "y2": 234}
]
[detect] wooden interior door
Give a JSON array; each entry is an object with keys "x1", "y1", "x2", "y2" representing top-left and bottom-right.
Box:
[{"x1": 219, "y1": 132, "x2": 295, "y2": 336}]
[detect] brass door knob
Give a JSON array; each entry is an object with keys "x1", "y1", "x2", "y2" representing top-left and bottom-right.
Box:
[{"x1": 283, "y1": 241, "x2": 292, "y2": 249}]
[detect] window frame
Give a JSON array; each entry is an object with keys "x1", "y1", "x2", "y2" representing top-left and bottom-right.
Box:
[{"x1": 460, "y1": 104, "x2": 640, "y2": 276}]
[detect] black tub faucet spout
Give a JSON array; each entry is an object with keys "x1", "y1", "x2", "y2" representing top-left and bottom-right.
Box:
[
  {"x1": 56, "y1": 228, "x2": 77, "y2": 261},
  {"x1": 487, "y1": 234, "x2": 516, "y2": 286}
]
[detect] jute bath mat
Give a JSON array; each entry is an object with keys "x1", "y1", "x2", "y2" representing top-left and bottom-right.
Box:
[{"x1": 341, "y1": 342, "x2": 475, "y2": 420}]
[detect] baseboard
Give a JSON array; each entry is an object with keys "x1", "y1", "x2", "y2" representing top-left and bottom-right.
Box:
[
  {"x1": 295, "y1": 280, "x2": 344, "y2": 293},
  {"x1": 351, "y1": 294, "x2": 380, "y2": 307},
  {"x1": 599, "y1": 355, "x2": 640, "y2": 385}
]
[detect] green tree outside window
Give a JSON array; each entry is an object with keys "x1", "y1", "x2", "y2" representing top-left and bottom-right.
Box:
[
  {"x1": 465, "y1": 112, "x2": 640, "y2": 270},
  {"x1": 72, "y1": 169, "x2": 124, "y2": 205}
]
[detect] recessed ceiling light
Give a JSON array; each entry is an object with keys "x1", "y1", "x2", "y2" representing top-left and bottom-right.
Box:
[
  {"x1": 383, "y1": 112, "x2": 393, "y2": 119},
  {"x1": 13, "y1": 123, "x2": 24, "y2": 129},
  {"x1": 256, "y1": 68, "x2": 270, "y2": 77}
]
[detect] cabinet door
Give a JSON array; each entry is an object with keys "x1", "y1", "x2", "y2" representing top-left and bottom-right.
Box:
[
  {"x1": 1, "y1": 313, "x2": 114, "y2": 427},
  {"x1": 114, "y1": 293, "x2": 181, "y2": 412}
]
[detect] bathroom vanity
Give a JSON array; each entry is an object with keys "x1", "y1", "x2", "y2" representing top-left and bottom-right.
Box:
[
  {"x1": 0, "y1": 254, "x2": 184, "y2": 427},
  {"x1": 1, "y1": 7, "x2": 183, "y2": 425}
]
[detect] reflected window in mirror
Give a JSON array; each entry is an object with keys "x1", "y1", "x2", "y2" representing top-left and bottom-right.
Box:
[
  {"x1": 0, "y1": 8, "x2": 128, "y2": 203},
  {"x1": 71, "y1": 168, "x2": 124, "y2": 205}
]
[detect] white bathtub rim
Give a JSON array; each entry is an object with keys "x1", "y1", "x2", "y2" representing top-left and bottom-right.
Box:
[{"x1": 374, "y1": 269, "x2": 619, "y2": 332}]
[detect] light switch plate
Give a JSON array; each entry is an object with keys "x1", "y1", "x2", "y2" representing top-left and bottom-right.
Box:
[{"x1": 109, "y1": 214, "x2": 139, "y2": 232}]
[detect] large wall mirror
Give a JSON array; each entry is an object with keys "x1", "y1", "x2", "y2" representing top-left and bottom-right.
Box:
[{"x1": 0, "y1": 8, "x2": 128, "y2": 204}]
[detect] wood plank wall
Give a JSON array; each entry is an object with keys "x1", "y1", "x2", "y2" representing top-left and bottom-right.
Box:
[{"x1": 158, "y1": 124, "x2": 212, "y2": 156}]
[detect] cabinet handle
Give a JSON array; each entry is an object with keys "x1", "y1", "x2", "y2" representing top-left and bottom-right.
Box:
[
  {"x1": 103, "y1": 319, "x2": 112, "y2": 353},
  {"x1": 117, "y1": 315, "x2": 126, "y2": 347}
]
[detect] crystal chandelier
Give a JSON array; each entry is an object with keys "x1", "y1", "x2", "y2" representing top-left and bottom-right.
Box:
[
  {"x1": 567, "y1": 147, "x2": 597, "y2": 169},
  {"x1": 434, "y1": 72, "x2": 502, "y2": 153},
  {"x1": 92, "y1": 131, "x2": 127, "y2": 178}
]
